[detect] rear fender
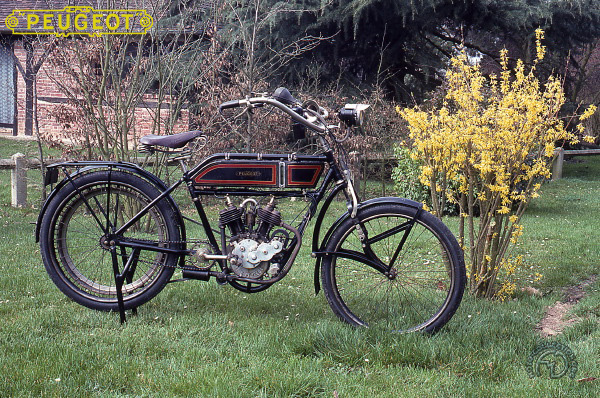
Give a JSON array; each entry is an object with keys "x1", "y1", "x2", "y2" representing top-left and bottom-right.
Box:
[
  {"x1": 313, "y1": 196, "x2": 422, "y2": 294},
  {"x1": 35, "y1": 162, "x2": 186, "y2": 247}
]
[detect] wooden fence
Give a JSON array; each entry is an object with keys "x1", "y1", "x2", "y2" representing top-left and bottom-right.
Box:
[
  {"x1": 0, "y1": 153, "x2": 59, "y2": 207},
  {"x1": 2, "y1": 149, "x2": 599, "y2": 207},
  {"x1": 0, "y1": 154, "x2": 163, "y2": 207},
  {"x1": 551, "y1": 148, "x2": 600, "y2": 180}
]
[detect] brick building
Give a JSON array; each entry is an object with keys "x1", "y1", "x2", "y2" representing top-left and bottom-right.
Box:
[{"x1": 0, "y1": 0, "x2": 191, "y2": 140}]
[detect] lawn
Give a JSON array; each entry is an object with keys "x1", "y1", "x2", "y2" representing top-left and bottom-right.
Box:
[{"x1": 0, "y1": 137, "x2": 598, "y2": 397}]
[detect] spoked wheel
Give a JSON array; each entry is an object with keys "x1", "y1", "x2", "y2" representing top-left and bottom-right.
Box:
[
  {"x1": 321, "y1": 203, "x2": 465, "y2": 333},
  {"x1": 39, "y1": 170, "x2": 180, "y2": 311}
]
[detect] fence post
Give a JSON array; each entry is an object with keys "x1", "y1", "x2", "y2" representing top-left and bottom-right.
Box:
[
  {"x1": 349, "y1": 151, "x2": 362, "y2": 195},
  {"x1": 11, "y1": 153, "x2": 27, "y2": 207},
  {"x1": 551, "y1": 148, "x2": 564, "y2": 181}
]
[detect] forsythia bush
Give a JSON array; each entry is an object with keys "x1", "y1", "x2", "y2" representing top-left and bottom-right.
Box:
[{"x1": 397, "y1": 30, "x2": 596, "y2": 298}]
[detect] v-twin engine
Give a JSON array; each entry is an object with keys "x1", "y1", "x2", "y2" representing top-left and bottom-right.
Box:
[{"x1": 219, "y1": 198, "x2": 288, "y2": 279}]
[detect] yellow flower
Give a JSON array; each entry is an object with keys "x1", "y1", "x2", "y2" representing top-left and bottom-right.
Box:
[
  {"x1": 580, "y1": 104, "x2": 597, "y2": 121},
  {"x1": 497, "y1": 206, "x2": 510, "y2": 214}
]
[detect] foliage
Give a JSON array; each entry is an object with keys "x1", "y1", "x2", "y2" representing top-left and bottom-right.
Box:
[
  {"x1": 36, "y1": 1, "x2": 600, "y2": 165},
  {"x1": 249, "y1": 0, "x2": 600, "y2": 103},
  {"x1": 391, "y1": 145, "x2": 429, "y2": 204},
  {"x1": 392, "y1": 144, "x2": 461, "y2": 213},
  {"x1": 398, "y1": 30, "x2": 597, "y2": 298},
  {"x1": 567, "y1": 38, "x2": 600, "y2": 146},
  {"x1": 206, "y1": 0, "x2": 330, "y2": 152}
]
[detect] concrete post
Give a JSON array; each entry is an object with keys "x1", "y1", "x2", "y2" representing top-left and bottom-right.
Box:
[
  {"x1": 551, "y1": 148, "x2": 564, "y2": 181},
  {"x1": 11, "y1": 153, "x2": 27, "y2": 207}
]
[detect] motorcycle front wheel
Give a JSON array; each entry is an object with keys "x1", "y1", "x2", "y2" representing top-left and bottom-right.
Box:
[{"x1": 321, "y1": 203, "x2": 465, "y2": 333}]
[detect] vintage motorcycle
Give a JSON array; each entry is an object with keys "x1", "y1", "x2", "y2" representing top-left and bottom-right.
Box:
[{"x1": 36, "y1": 88, "x2": 465, "y2": 333}]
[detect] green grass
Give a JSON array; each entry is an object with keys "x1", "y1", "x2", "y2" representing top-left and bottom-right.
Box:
[
  {"x1": 0, "y1": 136, "x2": 64, "y2": 159},
  {"x1": 0, "y1": 145, "x2": 598, "y2": 397}
]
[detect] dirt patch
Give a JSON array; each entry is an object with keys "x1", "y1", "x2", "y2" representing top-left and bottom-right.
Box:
[
  {"x1": 536, "y1": 275, "x2": 597, "y2": 337},
  {"x1": 537, "y1": 302, "x2": 579, "y2": 337},
  {"x1": 563, "y1": 275, "x2": 596, "y2": 303}
]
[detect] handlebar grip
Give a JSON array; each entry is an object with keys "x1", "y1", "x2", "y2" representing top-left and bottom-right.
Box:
[{"x1": 219, "y1": 100, "x2": 240, "y2": 113}]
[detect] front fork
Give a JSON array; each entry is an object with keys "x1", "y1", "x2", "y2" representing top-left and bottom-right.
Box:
[
  {"x1": 344, "y1": 169, "x2": 360, "y2": 219},
  {"x1": 348, "y1": 205, "x2": 423, "y2": 277},
  {"x1": 339, "y1": 160, "x2": 423, "y2": 275},
  {"x1": 313, "y1": 190, "x2": 424, "y2": 294}
]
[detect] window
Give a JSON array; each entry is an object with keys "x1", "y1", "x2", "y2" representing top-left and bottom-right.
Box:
[{"x1": 0, "y1": 41, "x2": 15, "y2": 129}]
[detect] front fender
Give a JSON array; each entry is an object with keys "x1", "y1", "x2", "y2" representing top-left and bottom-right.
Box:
[
  {"x1": 35, "y1": 161, "x2": 186, "y2": 245},
  {"x1": 313, "y1": 197, "x2": 423, "y2": 294}
]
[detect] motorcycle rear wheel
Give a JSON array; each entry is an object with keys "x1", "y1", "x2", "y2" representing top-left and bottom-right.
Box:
[{"x1": 39, "y1": 171, "x2": 180, "y2": 311}]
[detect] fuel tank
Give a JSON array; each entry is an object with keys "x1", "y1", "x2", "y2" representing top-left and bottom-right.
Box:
[{"x1": 191, "y1": 153, "x2": 326, "y2": 188}]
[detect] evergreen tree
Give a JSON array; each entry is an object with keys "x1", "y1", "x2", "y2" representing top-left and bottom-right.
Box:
[{"x1": 216, "y1": 0, "x2": 600, "y2": 102}]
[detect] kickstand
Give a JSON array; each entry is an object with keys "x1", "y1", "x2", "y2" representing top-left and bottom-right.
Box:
[
  {"x1": 114, "y1": 268, "x2": 127, "y2": 324},
  {"x1": 126, "y1": 267, "x2": 138, "y2": 317},
  {"x1": 111, "y1": 247, "x2": 141, "y2": 324}
]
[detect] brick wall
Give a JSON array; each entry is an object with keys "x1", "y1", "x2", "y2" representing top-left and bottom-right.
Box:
[{"x1": 11, "y1": 40, "x2": 190, "y2": 140}]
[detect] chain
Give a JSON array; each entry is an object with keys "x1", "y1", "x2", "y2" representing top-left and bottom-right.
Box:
[
  {"x1": 115, "y1": 237, "x2": 218, "y2": 270},
  {"x1": 119, "y1": 237, "x2": 212, "y2": 246}
]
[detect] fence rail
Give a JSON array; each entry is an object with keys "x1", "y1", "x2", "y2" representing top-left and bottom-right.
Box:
[
  {"x1": 3, "y1": 148, "x2": 599, "y2": 207},
  {"x1": 552, "y1": 148, "x2": 600, "y2": 180},
  {"x1": 0, "y1": 153, "x2": 65, "y2": 207},
  {"x1": 1, "y1": 153, "x2": 165, "y2": 207}
]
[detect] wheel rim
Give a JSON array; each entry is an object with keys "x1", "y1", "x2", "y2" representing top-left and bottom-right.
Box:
[
  {"x1": 52, "y1": 182, "x2": 169, "y2": 302},
  {"x1": 330, "y1": 212, "x2": 455, "y2": 333}
]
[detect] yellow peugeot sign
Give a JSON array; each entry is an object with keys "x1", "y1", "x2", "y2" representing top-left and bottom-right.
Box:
[{"x1": 5, "y1": 6, "x2": 153, "y2": 37}]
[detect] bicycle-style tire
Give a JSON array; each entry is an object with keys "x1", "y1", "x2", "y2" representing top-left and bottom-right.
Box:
[
  {"x1": 39, "y1": 170, "x2": 180, "y2": 311},
  {"x1": 321, "y1": 203, "x2": 465, "y2": 333}
]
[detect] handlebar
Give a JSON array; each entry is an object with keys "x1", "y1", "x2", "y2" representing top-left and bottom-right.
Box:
[
  {"x1": 261, "y1": 97, "x2": 327, "y2": 134},
  {"x1": 218, "y1": 100, "x2": 240, "y2": 112},
  {"x1": 217, "y1": 88, "x2": 366, "y2": 216},
  {"x1": 218, "y1": 91, "x2": 328, "y2": 134}
]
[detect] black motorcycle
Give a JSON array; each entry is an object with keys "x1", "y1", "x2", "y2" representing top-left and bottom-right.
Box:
[{"x1": 36, "y1": 88, "x2": 465, "y2": 333}]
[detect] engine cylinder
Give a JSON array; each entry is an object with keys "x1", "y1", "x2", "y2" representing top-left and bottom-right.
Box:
[
  {"x1": 257, "y1": 207, "x2": 281, "y2": 226},
  {"x1": 219, "y1": 205, "x2": 245, "y2": 236},
  {"x1": 257, "y1": 204, "x2": 281, "y2": 237}
]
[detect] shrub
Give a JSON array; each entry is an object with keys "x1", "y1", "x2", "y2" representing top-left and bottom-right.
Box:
[
  {"x1": 392, "y1": 145, "x2": 429, "y2": 204},
  {"x1": 397, "y1": 29, "x2": 596, "y2": 298}
]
